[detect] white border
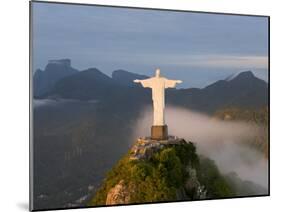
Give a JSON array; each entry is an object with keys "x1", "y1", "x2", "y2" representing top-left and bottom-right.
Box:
[{"x1": 1, "y1": 0, "x2": 279, "y2": 212}]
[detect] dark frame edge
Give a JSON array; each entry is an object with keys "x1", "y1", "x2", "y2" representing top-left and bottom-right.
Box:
[
  {"x1": 29, "y1": 1, "x2": 34, "y2": 211},
  {"x1": 31, "y1": 0, "x2": 269, "y2": 18},
  {"x1": 267, "y1": 16, "x2": 270, "y2": 196}
]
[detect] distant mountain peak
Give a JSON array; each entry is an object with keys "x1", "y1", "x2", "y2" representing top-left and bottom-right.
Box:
[
  {"x1": 112, "y1": 69, "x2": 131, "y2": 75},
  {"x1": 225, "y1": 71, "x2": 255, "y2": 82},
  {"x1": 45, "y1": 59, "x2": 77, "y2": 73},
  {"x1": 33, "y1": 59, "x2": 78, "y2": 97},
  {"x1": 235, "y1": 70, "x2": 255, "y2": 78},
  {"x1": 84, "y1": 67, "x2": 102, "y2": 73},
  {"x1": 48, "y1": 59, "x2": 71, "y2": 67},
  {"x1": 80, "y1": 68, "x2": 112, "y2": 79}
]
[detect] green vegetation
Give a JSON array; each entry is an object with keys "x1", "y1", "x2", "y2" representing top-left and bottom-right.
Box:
[
  {"x1": 89, "y1": 142, "x2": 234, "y2": 206},
  {"x1": 198, "y1": 156, "x2": 234, "y2": 197}
]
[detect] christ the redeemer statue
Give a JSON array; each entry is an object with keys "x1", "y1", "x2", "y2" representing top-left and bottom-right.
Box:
[{"x1": 134, "y1": 68, "x2": 182, "y2": 140}]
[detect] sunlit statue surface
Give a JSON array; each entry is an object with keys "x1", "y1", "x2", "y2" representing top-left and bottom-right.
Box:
[{"x1": 134, "y1": 68, "x2": 182, "y2": 140}]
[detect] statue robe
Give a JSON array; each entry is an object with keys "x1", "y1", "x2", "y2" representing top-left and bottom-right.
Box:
[{"x1": 139, "y1": 77, "x2": 178, "y2": 126}]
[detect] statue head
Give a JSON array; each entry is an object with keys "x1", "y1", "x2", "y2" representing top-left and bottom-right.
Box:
[{"x1": 155, "y1": 68, "x2": 161, "y2": 77}]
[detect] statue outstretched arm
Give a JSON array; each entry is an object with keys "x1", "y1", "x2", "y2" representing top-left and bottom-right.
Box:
[
  {"x1": 165, "y1": 79, "x2": 183, "y2": 88},
  {"x1": 133, "y1": 78, "x2": 153, "y2": 88}
]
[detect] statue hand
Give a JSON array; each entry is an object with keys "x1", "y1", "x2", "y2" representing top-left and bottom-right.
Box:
[{"x1": 134, "y1": 79, "x2": 141, "y2": 83}]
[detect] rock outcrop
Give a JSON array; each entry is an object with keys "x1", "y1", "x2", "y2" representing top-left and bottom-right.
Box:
[
  {"x1": 185, "y1": 165, "x2": 207, "y2": 199},
  {"x1": 106, "y1": 180, "x2": 131, "y2": 205},
  {"x1": 129, "y1": 136, "x2": 187, "y2": 161}
]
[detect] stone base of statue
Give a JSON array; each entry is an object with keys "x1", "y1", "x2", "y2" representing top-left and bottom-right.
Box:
[
  {"x1": 151, "y1": 125, "x2": 168, "y2": 140},
  {"x1": 129, "y1": 136, "x2": 186, "y2": 161}
]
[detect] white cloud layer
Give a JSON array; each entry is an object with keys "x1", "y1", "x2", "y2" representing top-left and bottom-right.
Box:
[{"x1": 133, "y1": 106, "x2": 268, "y2": 189}]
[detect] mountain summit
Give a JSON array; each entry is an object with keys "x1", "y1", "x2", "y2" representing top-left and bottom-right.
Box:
[
  {"x1": 225, "y1": 71, "x2": 256, "y2": 82},
  {"x1": 88, "y1": 135, "x2": 266, "y2": 206},
  {"x1": 167, "y1": 71, "x2": 268, "y2": 112},
  {"x1": 89, "y1": 138, "x2": 213, "y2": 205},
  {"x1": 33, "y1": 59, "x2": 78, "y2": 96}
]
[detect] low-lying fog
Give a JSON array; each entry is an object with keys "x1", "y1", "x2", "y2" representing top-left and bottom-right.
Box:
[
  {"x1": 133, "y1": 106, "x2": 268, "y2": 189},
  {"x1": 33, "y1": 98, "x2": 99, "y2": 108}
]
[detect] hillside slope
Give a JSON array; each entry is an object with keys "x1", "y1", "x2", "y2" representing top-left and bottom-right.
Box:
[{"x1": 88, "y1": 137, "x2": 266, "y2": 206}]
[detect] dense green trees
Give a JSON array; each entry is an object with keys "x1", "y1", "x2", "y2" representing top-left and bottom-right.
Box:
[
  {"x1": 89, "y1": 142, "x2": 234, "y2": 206},
  {"x1": 198, "y1": 157, "x2": 234, "y2": 197}
]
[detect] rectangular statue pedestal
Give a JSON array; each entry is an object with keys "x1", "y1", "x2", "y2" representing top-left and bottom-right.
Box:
[{"x1": 151, "y1": 125, "x2": 168, "y2": 140}]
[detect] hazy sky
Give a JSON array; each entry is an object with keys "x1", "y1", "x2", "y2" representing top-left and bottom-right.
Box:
[{"x1": 32, "y1": 2, "x2": 268, "y2": 88}]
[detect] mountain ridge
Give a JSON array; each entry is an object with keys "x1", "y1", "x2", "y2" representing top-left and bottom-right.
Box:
[
  {"x1": 33, "y1": 60, "x2": 268, "y2": 113},
  {"x1": 166, "y1": 70, "x2": 268, "y2": 112}
]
